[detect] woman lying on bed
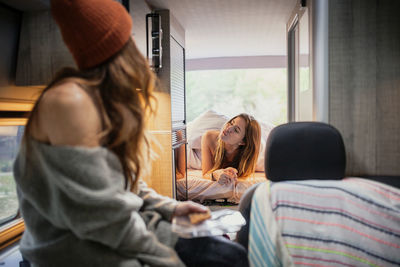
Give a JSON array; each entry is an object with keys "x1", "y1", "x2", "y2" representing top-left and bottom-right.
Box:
[{"x1": 201, "y1": 113, "x2": 261, "y2": 185}]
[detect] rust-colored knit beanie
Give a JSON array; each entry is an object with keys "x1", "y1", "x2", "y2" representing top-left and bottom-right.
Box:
[{"x1": 51, "y1": 0, "x2": 132, "y2": 69}]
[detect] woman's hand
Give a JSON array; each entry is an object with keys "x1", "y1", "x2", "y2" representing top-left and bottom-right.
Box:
[
  {"x1": 173, "y1": 201, "x2": 209, "y2": 217},
  {"x1": 213, "y1": 167, "x2": 238, "y2": 185}
]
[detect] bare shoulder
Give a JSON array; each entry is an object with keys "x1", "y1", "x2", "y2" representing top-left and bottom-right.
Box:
[
  {"x1": 44, "y1": 81, "x2": 87, "y2": 98},
  {"x1": 40, "y1": 82, "x2": 92, "y2": 111},
  {"x1": 201, "y1": 130, "x2": 219, "y2": 147},
  {"x1": 34, "y1": 82, "x2": 102, "y2": 147},
  {"x1": 202, "y1": 130, "x2": 219, "y2": 140}
]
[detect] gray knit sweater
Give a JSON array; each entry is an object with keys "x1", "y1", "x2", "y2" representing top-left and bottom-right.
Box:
[{"x1": 13, "y1": 138, "x2": 185, "y2": 267}]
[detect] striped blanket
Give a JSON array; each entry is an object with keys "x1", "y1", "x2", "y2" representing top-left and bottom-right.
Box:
[{"x1": 249, "y1": 178, "x2": 400, "y2": 267}]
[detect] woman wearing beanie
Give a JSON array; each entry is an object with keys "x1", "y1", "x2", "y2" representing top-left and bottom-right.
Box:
[{"x1": 13, "y1": 0, "x2": 248, "y2": 266}]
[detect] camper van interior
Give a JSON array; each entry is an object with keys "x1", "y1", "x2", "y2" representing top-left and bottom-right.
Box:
[{"x1": 0, "y1": 0, "x2": 399, "y2": 266}]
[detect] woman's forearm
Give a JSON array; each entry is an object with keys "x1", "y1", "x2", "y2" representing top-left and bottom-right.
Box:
[
  {"x1": 210, "y1": 169, "x2": 225, "y2": 181},
  {"x1": 203, "y1": 171, "x2": 214, "y2": 180}
]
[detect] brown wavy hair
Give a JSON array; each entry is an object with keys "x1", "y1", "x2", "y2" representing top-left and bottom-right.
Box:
[
  {"x1": 210, "y1": 114, "x2": 261, "y2": 178},
  {"x1": 24, "y1": 38, "x2": 156, "y2": 192}
]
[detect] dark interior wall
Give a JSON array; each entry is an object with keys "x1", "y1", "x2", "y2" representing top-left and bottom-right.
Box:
[
  {"x1": 130, "y1": 0, "x2": 151, "y2": 57},
  {"x1": 15, "y1": 9, "x2": 75, "y2": 86},
  {"x1": 329, "y1": 0, "x2": 400, "y2": 176},
  {"x1": 14, "y1": 0, "x2": 144, "y2": 86},
  {"x1": 0, "y1": 4, "x2": 21, "y2": 86}
]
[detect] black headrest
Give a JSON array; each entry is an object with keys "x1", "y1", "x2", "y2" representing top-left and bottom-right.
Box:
[{"x1": 265, "y1": 122, "x2": 346, "y2": 181}]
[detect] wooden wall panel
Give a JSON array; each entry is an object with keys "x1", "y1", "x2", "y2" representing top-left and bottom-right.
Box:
[
  {"x1": 0, "y1": 85, "x2": 43, "y2": 111},
  {"x1": 329, "y1": 0, "x2": 400, "y2": 176},
  {"x1": 145, "y1": 91, "x2": 173, "y2": 197},
  {"x1": 148, "y1": 92, "x2": 172, "y2": 131},
  {"x1": 143, "y1": 133, "x2": 173, "y2": 197}
]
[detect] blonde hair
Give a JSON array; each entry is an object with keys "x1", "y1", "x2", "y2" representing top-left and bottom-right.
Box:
[
  {"x1": 24, "y1": 38, "x2": 156, "y2": 192},
  {"x1": 210, "y1": 114, "x2": 261, "y2": 177}
]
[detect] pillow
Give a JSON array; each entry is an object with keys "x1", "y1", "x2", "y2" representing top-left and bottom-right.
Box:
[
  {"x1": 187, "y1": 110, "x2": 275, "y2": 172},
  {"x1": 187, "y1": 110, "x2": 229, "y2": 150},
  {"x1": 255, "y1": 121, "x2": 275, "y2": 172}
]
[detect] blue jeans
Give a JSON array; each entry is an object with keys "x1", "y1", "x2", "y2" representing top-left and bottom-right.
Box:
[{"x1": 175, "y1": 236, "x2": 249, "y2": 267}]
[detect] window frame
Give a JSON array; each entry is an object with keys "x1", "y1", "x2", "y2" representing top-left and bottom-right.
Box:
[{"x1": 0, "y1": 218, "x2": 24, "y2": 250}]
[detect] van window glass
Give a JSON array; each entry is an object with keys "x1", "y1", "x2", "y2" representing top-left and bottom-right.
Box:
[
  {"x1": 0, "y1": 125, "x2": 24, "y2": 225},
  {"x1": 186, "y1": 68, "x2": 287, "y2": 125}
]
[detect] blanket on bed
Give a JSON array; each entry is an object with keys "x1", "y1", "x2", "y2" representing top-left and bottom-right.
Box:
[
  {"x1": 176, "y1": 170, "x2": 266, "y2": 203},
  {"x1": 249, "y1": 178, "x2": 400, "y2": 267}
]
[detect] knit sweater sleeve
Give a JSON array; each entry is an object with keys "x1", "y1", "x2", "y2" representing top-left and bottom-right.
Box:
[
  {"x1": 14, "y1": 140, "x2": 184, "y2": 266},
  {"x1": 138, "y1": 180, "x2": 178, "y2": 221}
]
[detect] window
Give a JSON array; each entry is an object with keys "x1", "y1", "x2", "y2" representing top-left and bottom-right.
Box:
[
  {"x1": 297, "y1": 8, "x2": 311, "y2": 121},
  {"x1": 0, "y1": 125, "x2": 24, "y2": 225},
  {"x1": 186, "y1": 68, "x2": 287, "y2": 125},
  {"x1": 287, "y1": 2, "x2": 312, "y2": 122}
]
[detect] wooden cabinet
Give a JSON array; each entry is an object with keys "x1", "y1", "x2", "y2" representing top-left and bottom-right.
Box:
[{"x1": 144, "y1": 9, "x2": 187, "y2": 198}]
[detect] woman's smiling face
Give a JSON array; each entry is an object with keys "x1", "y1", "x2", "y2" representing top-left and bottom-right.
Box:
[{"x1": 220, "y1": 116, "x2": 247, "y2": 146}]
